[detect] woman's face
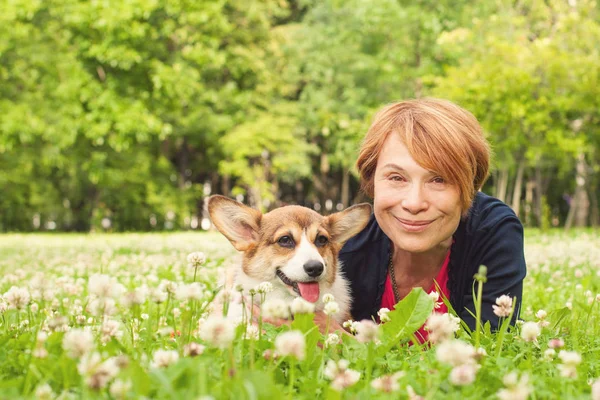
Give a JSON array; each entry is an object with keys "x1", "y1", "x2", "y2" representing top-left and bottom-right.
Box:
[{"x1": 373, "y1": 133, "x2": 462, "y2": 254}]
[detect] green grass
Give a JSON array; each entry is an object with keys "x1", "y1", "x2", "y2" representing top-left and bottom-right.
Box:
[{"x1": 0, "y1": 229, "x2": 599, "y2": 399}]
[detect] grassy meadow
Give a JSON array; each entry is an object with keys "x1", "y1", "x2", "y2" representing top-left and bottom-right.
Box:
[{"x1": 0, "y1": 230, "x2": 599, "y2": 399}]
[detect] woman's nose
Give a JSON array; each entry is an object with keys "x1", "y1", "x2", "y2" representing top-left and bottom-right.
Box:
[{"x1": 401, "y1": 184, "x2": 428, "y2": 213}]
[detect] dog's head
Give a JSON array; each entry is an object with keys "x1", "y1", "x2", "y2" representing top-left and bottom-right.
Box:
[{"x1": 208, "y1": 195, "x2": 371, "y2": 303}]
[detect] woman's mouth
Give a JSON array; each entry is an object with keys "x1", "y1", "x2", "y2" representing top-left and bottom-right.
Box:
[{"x1": 396, "y1": 218, "x2": 434, "y2": 232}]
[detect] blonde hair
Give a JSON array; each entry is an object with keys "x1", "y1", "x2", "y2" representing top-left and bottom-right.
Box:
[{"x1": 356, "y1": 98, "x2": 490, "y2": 213}]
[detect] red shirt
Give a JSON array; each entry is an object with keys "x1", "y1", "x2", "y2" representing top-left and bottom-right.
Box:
[{"x1": 380, "y1": 250, "x2": 451, "y2": 343}]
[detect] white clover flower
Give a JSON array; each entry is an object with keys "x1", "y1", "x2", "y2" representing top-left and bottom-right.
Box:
[
  {"x1": 290, "y1": 297, "x2": 315, "y2": 315},
  {"x1": 324, "y1": 359, "x2": 361, "y2": 391},
  {"x1": 274, "y1": 331, "x2": 306, "y2": 361},
  {"x1": 198, "y1": 316, "x2": 236, "y2": 348},
  {"x1": 183, "y1": 343, "x2": 206, "y2": 357},
  {"x1": 558, "y1": 350, "x2": 582, "y2": 366},
  {"x1": 343, "y1": 319, "x2": 359, "y2": 334},
  {"x1": 428, "y1": 291, "x2": 443, "y2": 309},
  {"x1": 187, "y1": 252, "x2": 206, "y2": 268},
  {"x1": 535, "y1": 309, "x2": 547, "y2": 320},
  {"x1": 544, "y1": 349, "x2": 556, "y2": 360},
  {"x1": 592, "y1": 378, "x2": 600, "y2": 400},
  {"x1": 425, "y1": 313, "x2": 460, "y2": 343},
  {"x1": 88, "y1": 275, "x2": 123, "y2": 299},
  {"x1": 109, "y1": 379, "x2": 132, "y2": 400},
  {"x1": 63, "y1": 329, "x2": 95, "y2": 359},
  {"x1": 436, "y1": 340, "x2": 476, "y2": 367},
  {"x1": 256, "y1": 282, "x2": 273, "y2": 294},
  {"x1": 262, "y1": 299, "x2": 291, "y2": 320},
  {"x1": 34, "y1": 383, "x2": 54, "y2": 400},
  {"x1": 0, "y1": 301, "x2": 7, "y2": 313},
  {"x1": 30, "y1": 302, "x2": 39, "y2": 313},
  {"x1": 175, "y1": 282, "x2": 204, "y2": 301},
  {"x1": 323, "y1": 301, "x2": 340, "y2": 316},
  {"x1": 449, "y1": 363, "x2": 479, "y2": 386},
  {"x1": 151, "y1": 349, "x2": 179, "y2": 368},
  {"x1": 520, "y1": 322, "x2": 541, "y2": 342},
  {"x1": 77, "y1": 353, "x2": 120, "y2": 390},
  {"x1": 4, "y1": 286, "x2": 31, "y2": 310},
  {"x1": 355, "y1": 320, "x2": 380, "y2": 343},
  {"x1": 497, "y1": 373, "x2": 532, "y2": 400},
  {"x1": 371, "y1": 372, "x2": 404, "y2": 393},
  {"x1": 493, "y1": 295, "x2": 513, "y2": 318},
  {"x1": 149, "y1": 288, "x2": 168, "y2": 304},
  {"x1": 377, "y1": 308, "x2": 391, "y2": 323},
  {"x1": 325, "y1": 333, "x2": 340, "y2": 348},
  {"x1": 322, "y1": 294, "x2": 335, "y2": 303},
  {"x1": 243, "y1": 324, "x2": 259, "y2": 341},
  {"x1": 101, "y1": 319, "x2": 123, "y2": 344},
  {"x1": 548, "y1": 338, "x2": 565, "y2": 349},
  {"x1": 121, "y1": 287, "x2": 148, "y2": 308}
]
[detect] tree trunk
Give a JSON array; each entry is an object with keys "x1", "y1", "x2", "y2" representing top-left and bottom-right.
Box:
[
  {"x1": 565, "y1": 153, "x2": 589, "y2": 229},
  {"x1": 341, "y1": 169, "x2": 350, "y2": 208},
  {"x1": 511, "y1": 160, "x2": 526, "y2": 219},
  {"x1": 495, "y1": 167, "x2": 509, "y2": 202},
  {"x1": 525, "y1": 179, "x2": 535, "y2": 226},
  {"x1": 534, "y1": 166, "x2": 544, "y2": 227}
]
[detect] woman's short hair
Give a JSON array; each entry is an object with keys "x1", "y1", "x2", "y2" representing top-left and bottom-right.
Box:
[{"x1": 356, "y1": 98, "x2": 490, "y2": 213}]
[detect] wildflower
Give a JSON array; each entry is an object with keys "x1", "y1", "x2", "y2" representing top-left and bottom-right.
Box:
[
  {"x1": 429, "y1": 291, "x2": 443, "y2": 309},
  {"x1": 4, "y1": 286, "x2": 31, "y2": 310},
  {"x1": 172, "y1": 308, "x2": 181, "y2": 318},
  {"x1": 256, "y1": 282, "x2": 273, "y2": 294},
  {"x1": 558, "y1": 350, "x2": 581, "y2": 378},
  {"x1": 0, "y1": 302, "x2": 7, "y2": 313},
  {"x1": 343, "y1": 319, "x2": 359, "y2": 334},
  {"x1": 592, "y1": 378, "x2": 600, "y2": 400},
  {"x1": 324, "y1": 359, "x2": 361, "y2": 391},
  {"x1": 243, "y1": 324, "x2": 259, "y2": 341},
  {"x1": 497, "y1": 372, "x2": 532, "y2": 400},
  {"x1": 149, "y1": 288, "x2": 168, "y2": 304},
  {"x1": 183, "y1": 343, "x2": 206, "y2": 357},
  {"x1": 109, "y1": 379, "x2": 132, "y2": 400},
  {"x1": 493, "y1": 295, "x2": 513, "y2": 318},
  {"x1": 187, "y1": 252, "x2": 206, "y2": 268},
  {"x1": 262, "y1": 299, "x2": 291, "y2": 320},
  {"x1": 290, "y1": 297, "x2": 315, "y2": 315},
  {"x1": 520, "y1": 322, "x2": 541, "y2": 342},
  {"x1": 88, "y1": 275, "x2": 123, "y2": 299},
  {"x1": 274, "y1": 331, "x2": 306, "y2": 360},
  {"x1": 101, "y1": 319, "x2": 123, "y2": 344},
  {"x1": 425, "y1": 313, "x2": 460, "y2": 343},
  {"x1": 322, "y1": 294, "x2": 335, "y2": 303},
  {"x1": 548, "y1": 338, "x2": 565, "y2": 349},
  {"x1": 175, "y1": 282, "x2": 204, "y2": 301},
  {"x1": 323, "y1": 301, "x2": 340, "y2": 316},
  {"x1": 449, "y1": 363, "x2": 479, "y2": 386},
  {"x1": 198, "y1": 316, "x2": 236, "y2": 348},
  {"x1": 151, "y1": 349, "x2": 179, "y2": 368},
  {"x1": 355, "y1": 320, "x2": 380, "y2": 343},
  {"x1": 325, "y1": 333, "x2": 340, "y2": 348},
  {"x1": 436, "y1": 340, "x2": 476, "y2": 367},
  {"x1": 121, "y1": 287, "x2": 147, "y2": 308},
  {"x1": 34, "y1": 383, "x2": 54, "y2": 400},
  {"x1": 63, "y1": 329, "x2": 95, "y2": 358},
  {"x1": 371, "y1": 372, "x2": 404, "y2": 393},
  {"x1": 535, "y1": 309, "x2": 547, "y2": 320},
  {"x1": 378, "y1": 308, "x2": 391, "y2": 323},
  {"x1": 544, "y1": 349, "x2": 556, "y2": 360},
  {"x1": 407, "y1": 385, "x2": 424, "y2": 400},
  {"x1": 77, "y1": 353, "x2": 120, "y2": 390},
  {"x1": 30, "y1": 302, "x2": 39, "y2": 313}
]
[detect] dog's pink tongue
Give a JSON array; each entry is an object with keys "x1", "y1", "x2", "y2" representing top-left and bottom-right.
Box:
[{"x1": 297, "y1": 282, "x2": 320, "y2": 303}]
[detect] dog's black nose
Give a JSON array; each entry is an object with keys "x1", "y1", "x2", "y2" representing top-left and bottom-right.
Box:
[{"x1": 303, "y1": 260, "x2": 324, "y2": 278}]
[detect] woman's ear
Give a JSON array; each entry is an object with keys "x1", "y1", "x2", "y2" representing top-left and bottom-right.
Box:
[
  {"x1": 207, "y1": 195, "x2": 262, "y2": 251},
  {"x1": 325, "y1": 203, "x2": 372, "y2": 245}
]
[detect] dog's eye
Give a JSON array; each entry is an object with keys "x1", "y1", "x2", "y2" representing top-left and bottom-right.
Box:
[
  {"x1": 277, "y1": 235, "x2": 294, "y2": 247},
  {"x1": 315, "y1": 235, "x2": 329, "y2": 247}
]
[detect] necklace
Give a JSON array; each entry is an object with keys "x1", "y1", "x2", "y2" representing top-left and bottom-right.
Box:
[{"x1": 388, "y1": 251, "x2": 401, "y2": 303}]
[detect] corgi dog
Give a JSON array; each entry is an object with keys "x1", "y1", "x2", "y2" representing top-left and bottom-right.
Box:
[{"x1": 207, "y1": 195, "x2": 371, "y2": 323}]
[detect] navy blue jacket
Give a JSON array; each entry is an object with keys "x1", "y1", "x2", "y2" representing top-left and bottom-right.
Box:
[{"x1": 339, "y1": 192, "x2": 526, "y2": 331}]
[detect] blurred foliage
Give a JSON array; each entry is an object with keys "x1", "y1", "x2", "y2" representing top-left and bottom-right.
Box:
[{"x1": 0, "y1": 0, "x2": 599, "y2": 231}]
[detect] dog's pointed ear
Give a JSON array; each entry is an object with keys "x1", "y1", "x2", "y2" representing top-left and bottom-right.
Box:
[
  {"x1": 325, "y1": 203, "x2": 372, "y2": 245},
  {"x1": 208, "y1": 195, "x2": 262, "y2": 251}
]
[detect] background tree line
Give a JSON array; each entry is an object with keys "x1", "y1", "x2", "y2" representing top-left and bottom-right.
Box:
[{"x1": 1, "y1": 0, "x2": 599, "y2": 232}]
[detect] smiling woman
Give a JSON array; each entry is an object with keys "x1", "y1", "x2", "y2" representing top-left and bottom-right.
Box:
[{"x1": 341, "y1": 98, "x2": 526, "y2": 337}]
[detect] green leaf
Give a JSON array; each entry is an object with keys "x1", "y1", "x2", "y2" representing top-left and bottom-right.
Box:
[{"x1": 378, "y1": 288, "x2": 434, "y2": 354}]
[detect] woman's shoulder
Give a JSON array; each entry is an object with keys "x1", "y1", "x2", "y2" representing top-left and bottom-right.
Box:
[
  {"x1": 463, "y1": 192, "x2": 522, "y2": 234},
  {"x1": 340, "y1": 212, "x2": 388, "y2": 254}
]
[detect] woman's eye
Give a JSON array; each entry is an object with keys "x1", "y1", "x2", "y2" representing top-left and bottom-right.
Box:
[
  {"x1": 390, "y1": 175, "x2": 405, "y2": 182},
  {"x1": 432, "y1": 176, "x2": 445, "y2": 184},
  {"x1": 315, "y1": 235, "x2": 328, "y2": 247},
  {"x1": 278, "y1": 236, "x2": 294, "y2": 247}
]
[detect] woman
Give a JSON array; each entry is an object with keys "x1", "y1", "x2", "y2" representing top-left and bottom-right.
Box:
[{"x1": 339, "y1": 98, "x2": 526, "y2": 333}]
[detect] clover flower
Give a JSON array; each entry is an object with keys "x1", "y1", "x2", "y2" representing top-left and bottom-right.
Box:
[
  {"x1": 520, "y1": 322, "x2": 541, "y2": 342},
  {"x1": 324, "y1": 359, "x2": 361, "y2": 391},
  {"x1": 63, "y1": 329, "x2": 95, "y2": 359},
  {"x1": 187, "y1": 252, "x2": 206, "y2": 268},
  {"x1": 290, "y1": 297, "x2": 315, "y2": 314},
  {"x1": 198, "y1": 316, "x2": 236, "y2": 348},
  {"x1": 371, "y1": 372, "x2": 404, "y2": 393},
  {"x1": 493, "y1": 295, "x2": 513, "y2": 318},
  {"x1": 355, "y1": 320, "x2": 380, "y2": 343},
  {"x1": 274, "y1": 331, "x2": 306, "y2": 361},
  {"x1": 151, "y1": 349, "x2": 179, "y2": 368},
  {"x1": 425, "y1": 313, "x2": 460, "y2": 343}
]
